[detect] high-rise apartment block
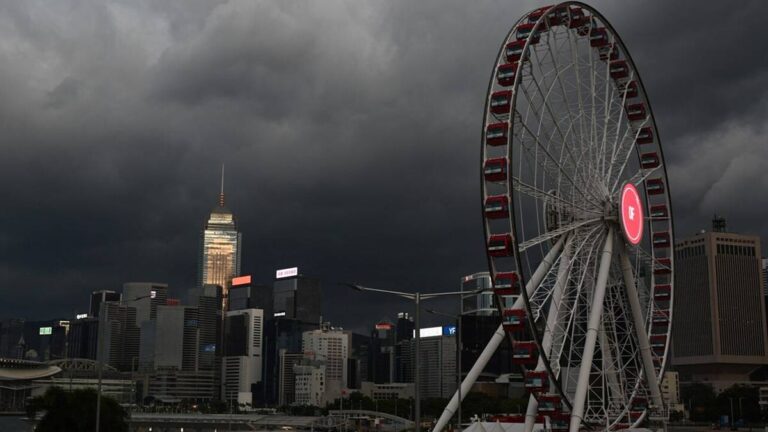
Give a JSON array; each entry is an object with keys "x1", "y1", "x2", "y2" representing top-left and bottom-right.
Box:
[
  {"x1": 673, "y1": 226, "x2": 768, "y2": 386},
  {"x1": 302, "y1": 324, "x2": 349, "y2": 400}
]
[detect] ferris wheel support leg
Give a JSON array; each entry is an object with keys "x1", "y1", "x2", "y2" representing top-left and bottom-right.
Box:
[
  {"x1": 431, "y1": 236, "x2": 567, "y2": 432},
  {"x1": 569, "y1": 227, "x2": 614, "y2": 432},
  {"x1": 619, "y1": 246, "x2": 663, "y2": 410},
  {"x1": 524, "y1": 235, "x2": 573, "y2": 432}
]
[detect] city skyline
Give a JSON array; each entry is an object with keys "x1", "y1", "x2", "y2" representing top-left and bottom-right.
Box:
[{"x1": 1, "y1": 0, "x2": 767, "y2": 334}]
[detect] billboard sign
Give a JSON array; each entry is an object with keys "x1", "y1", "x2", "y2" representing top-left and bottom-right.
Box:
[
  {"x1": 232, "y1": 275, "x2": 252, "y2": 286},
  {"x1": 39, "y1": 327, "x2": 52, "y2": 335},
  {"x1": 75, "y1": 313, "x2": 88, "y2": 320},
  {"x1": 443, "y1": 325, "x2": 457, "y2": 336},
  {"x1": 276, "y1": 267, "x2": 299, "y2": 279}
]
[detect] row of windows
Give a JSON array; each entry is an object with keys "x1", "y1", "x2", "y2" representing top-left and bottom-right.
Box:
[
  {"x1": 716, "y1": 244, "x2": 756, "y2": 257},
  {"x1": 676, "y1": 245, "x2": 705, "y2": 259}
]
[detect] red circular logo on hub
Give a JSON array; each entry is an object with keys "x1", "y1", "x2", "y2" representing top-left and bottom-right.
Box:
[{"x1": 620, "y1": 183, "x2": 643, "y2": 245}]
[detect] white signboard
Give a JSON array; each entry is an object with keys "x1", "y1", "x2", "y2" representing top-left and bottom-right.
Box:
[
  {"x1": 275, "y1": 267, "x2": 299, "y2": 279},
  {"x1": 75, "y1": 313, "x2": 88, "y2": 320},
  {"x1": 413, "y1": 326, "x2": 443, "y2": 338}
]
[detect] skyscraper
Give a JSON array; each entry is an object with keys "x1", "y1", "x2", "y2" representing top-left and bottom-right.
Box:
[
  {"x1": 198, "y1": 166, "x2": 242, "y2": 304},
  {"x1": 673, "y1": 223, "x2": 768, "y2": 387},
  {"x1": 223, "y1": 308, "x2": 264, "y2": 406}
]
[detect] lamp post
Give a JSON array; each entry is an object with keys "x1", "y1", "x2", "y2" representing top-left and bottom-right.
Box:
[
  {"x1": 426, "y1": 309, "x2": 461, "y2": 431},
  {"x1": 95, "y1": 293, "x2": 152, "y2": 432},
  {"x1": 344, "y1": 283, "x2": 479, "y2": 432}
]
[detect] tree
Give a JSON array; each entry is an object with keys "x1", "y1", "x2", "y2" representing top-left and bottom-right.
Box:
[{"x1": 27, "y1": 387, "x2": 128, "y2": 432}]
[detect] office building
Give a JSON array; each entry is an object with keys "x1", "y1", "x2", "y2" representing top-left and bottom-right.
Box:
[
  {"x1": 370, "y1": 320, "x2": 396, "y2": 384},
  {"x1": 660, "y1": 371, "x2": 683, "y2": 412},
  {"x1": 293, "y1": 359, "x2": 326, "y2": 406},
  {"x1": 673, "y1": 223, "x2": 768, "y2": 384},
  {"x1": 139, "y1": 305, "x2": 190, "y2": 371},
  {"x1": 348, "y1": 332, "x2": 371, "y2": 388},
  {"x1": 222, "y1": 308, "x2": 264, "y2": 406},
  {"x1": 762, "y1": 258, "x2": 768, "y2": 296},
  {"x1": 189, "y1": 284, "x2": 223, "y2": 371},
  {"x1": 460, "y1": 272, "x2": 513, "y2": 383},
  {"x1": 122, "y1": 282, "x2": 168, "y2": 325},
  {"x1": 67, "y1": 317, "x2": 99, "y2": 360},
  {"x1": 102, "y1": 302, "x2": 140, "y2": 372},
  {"x1": 0, "y1": 319, "x2": 25, "y2": 359},
  {"x1": 273, "y1": 271, "x2": 321, "y2": 324},
  {"x1": 230, "y1": 275, "x2": 272, "y2": 317},
  {"x1": 90, "y1": 290, "x2": 121, "y2": 318},
  {"x1": 404, "y1": 326, "x2": 457, "y2": 399},
  {"x1": 198, "y1": 170, "x2": 242, "y2": 305},
  {"x1": 302, "y1": 324, "x2": 349, "y2": 400},
  {"x1": 278, "y1": 350, "x2": 304, "y2": 406}
]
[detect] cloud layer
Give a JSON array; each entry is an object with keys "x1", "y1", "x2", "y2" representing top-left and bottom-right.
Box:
[{"x1": 1, "y1": 0, "x2": 766, "y2": 331}]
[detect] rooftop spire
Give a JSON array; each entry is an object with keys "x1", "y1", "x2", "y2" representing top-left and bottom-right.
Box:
[{"x1": 219, "y1": 163, "x2": 225, "y2": 207}]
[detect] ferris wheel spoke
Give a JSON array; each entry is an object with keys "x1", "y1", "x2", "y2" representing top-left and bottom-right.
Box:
[
  {"x1": 619, "y1": 245, "x2": 663, "y2": 409},
  {"x1": 515, "y1": 115, "x2": 600, "y2": 208},
  {"x1": 605, "y1": 69, "x2": 636, "y2": 183},
  {"x1": 522, "y1": 57, "x2": 604, "y2": 205},
  {"x1": 607, "y1": 117, "x2": 651, "y2": 194},
  {"x1": 512, "y1": 177, "x2": 601, "y2": 215},
  {"x1": 519, "y1": 217, "x2": 601, "y2": 252}
]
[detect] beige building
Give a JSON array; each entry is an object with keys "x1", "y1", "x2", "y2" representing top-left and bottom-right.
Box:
[
  {"x1": 660, "y1": 371, "x2": 683, "y2": 412},
  {"x1": 360, "y1": 381, "x2": 414, "y2": 400},
  {"x1": 673, "y1": 229, "x2": 768, "y2": 383}
]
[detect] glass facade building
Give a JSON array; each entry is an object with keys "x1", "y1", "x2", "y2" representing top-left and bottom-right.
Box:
[{"x1": 198, "y1": 197, "x2": 242, "y2": 305}]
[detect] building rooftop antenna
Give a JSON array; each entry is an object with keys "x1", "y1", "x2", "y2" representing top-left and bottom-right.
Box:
[{"x1": 219, "y1": 163, "x2": 225, "y2": 207}]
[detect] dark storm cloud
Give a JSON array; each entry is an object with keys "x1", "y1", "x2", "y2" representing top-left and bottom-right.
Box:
[{"x1": 0, "y1": 0, "x2": 766, "y2": 331}]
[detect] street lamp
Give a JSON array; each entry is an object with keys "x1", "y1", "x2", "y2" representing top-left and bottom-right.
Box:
[
  {"x1": 343, "y1": 283, "x2": 478, "y2": 432},
  {"x1": 426, "y1": 309, "x2": 461, "y2": 431},
  {"x1": 95, "y1": 293, "x2": 152, "y2": 432}
]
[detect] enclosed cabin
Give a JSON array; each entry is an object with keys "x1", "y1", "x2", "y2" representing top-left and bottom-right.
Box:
[
  {"x1": 550, "y1": 413, "x2": 570, "y2": 432},
  {"x1": 528, "y1": 6, "x2": 551, "y2": 24},
  {"x1": 618, "y1": 80, "x2": 639, "y2": 99},
  {"x1": 652, "y1": 310, "x2": 670, "y2": 330},
  {"x1": 645, "y1": 178, "x2": 665, "y2": 195},
  {"x1": 650, "y1": 334, "x2": 667, "y2": 357},
  {"x1": 484, "y1": 157, "x2": 508, "y2": 182},
  {"x1": 488, "y1": 233, "x2": 514, "y2": 257},
  {"x1": 654, "y1": 284, "x2": 672, "y2": 302},
  {"x1": 568, "y1": 6, "x2": 589, "y2": 30},
  {"x1": 502, "y1": 308, "x2": 526, "y2": 332},
  {"x1": 494, "y1": 271, "x2": 520, "y2": 296},
  {"x1": 485, "y1": 195, "x2": 510, "y2": 219},
  {"x1": 516, "y1": 23, "x2": 541, "y2": 44},
  {"x1": 640, "y1": 152, "x2": 660, "y2": 169},
  {"x1": 490, "y1": 91, "x2": 513, "y2": 115},
  {"x1": 547, "y1": 6, "x2": 569, "y2": 26},
  {"x1": 505, "y1": 40, "x2": 526, "y2": 63},
  {"x1": 536, "y1": 394, "x2": 562, "y2": 413},
  {"x1": 524, "y1": 371, "x2": 549, "y2": 392},
  {"x1": 652, "y1": 232, "x2": 671, "y2": 249},
  {"x1": 629, "y1": 398, "x2": 648, "y2": 421},
  {"x1": 636, "y1": 127, "x2": 654, "y2": 145},
  {"x1": 512, "y1": 341, "x2": 538, "y2": 365},
  {"x1": 486, "y1": 122, "x2": 509, "y2": 146},
  {"x1": 654, "y1": 258, "x2": 672, "y2": 277},
  {"x1": 650, "y1": 204, "x2": 669, "y2": 219},
  {"x1": 497, "y1": 62, "x2": 521, "y2": 87},
  {"x1": 590, "y1": 27, "x2": 609, "y2": 47},
  {"x1": 609, "y1": 60, "x2": 629, "y2": 80},
  {"x1": 600, "y1": 44, "x2": 619, "y2": 62},
  {"x1": 626, "y1": 103, "x2": 647, "y2": 122}
]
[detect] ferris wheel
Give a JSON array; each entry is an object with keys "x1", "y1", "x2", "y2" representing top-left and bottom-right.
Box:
[{"x1": 435, "y1": 3, "x2": 674, "y2": 432}]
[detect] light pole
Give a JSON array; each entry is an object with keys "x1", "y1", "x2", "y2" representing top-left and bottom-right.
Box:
[
  {"x1": 344, "y1": 283, "x2": 478, "y2": 432},
  {"x1": 426, "y1": 309, "x2": 461, "y2": 431},
  {"x1": 95, "y1": 293, "x2": 151, "y2": 432}
]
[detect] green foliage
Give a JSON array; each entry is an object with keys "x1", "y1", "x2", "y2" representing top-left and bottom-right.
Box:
[{"x1": 26, "y1": 386, "x2": 128, "y2": 432}]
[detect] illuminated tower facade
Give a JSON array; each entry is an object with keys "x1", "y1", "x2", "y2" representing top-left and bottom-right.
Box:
[{"x1": 198, "y1": 166, "x2": 242, "y2": 302}]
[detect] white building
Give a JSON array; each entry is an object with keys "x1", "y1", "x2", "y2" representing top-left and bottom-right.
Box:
[
  {"x1": 222, "y1": 308, "x2": 263, "y2": 406},
  {"x1": 294, "y1": 360, "x2": 326, "y2": 406},
  {"x1": 302, "y1": 324, "x2": 350, "y2": 400}
]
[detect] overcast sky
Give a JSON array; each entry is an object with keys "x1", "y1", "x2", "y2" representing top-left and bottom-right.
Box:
[{"x1": 1, "y1": 1, "x2": 766, "y2": 332}]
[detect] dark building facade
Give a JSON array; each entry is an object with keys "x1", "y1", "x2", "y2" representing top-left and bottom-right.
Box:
[
  {"x1": 272, "y1": 275, "x2": 321, "y2": 324},
  {"x1": 673, "y1": 227, "x2": 768, "y2": 385}
]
